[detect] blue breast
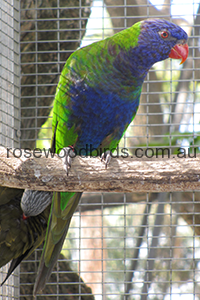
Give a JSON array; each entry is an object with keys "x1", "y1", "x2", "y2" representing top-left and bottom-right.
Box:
[{"x1": 66, "y1": 84, "x2": 140, "y2": 151}]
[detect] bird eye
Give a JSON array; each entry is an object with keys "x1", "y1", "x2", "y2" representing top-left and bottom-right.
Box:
[{"x1": 160, "y1": 30, "x2": 169, "y2": 39}]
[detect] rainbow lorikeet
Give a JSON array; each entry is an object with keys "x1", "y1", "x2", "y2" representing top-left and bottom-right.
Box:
[{"x1": 1, "y1": 18, "x2": 188, "y2": 295}]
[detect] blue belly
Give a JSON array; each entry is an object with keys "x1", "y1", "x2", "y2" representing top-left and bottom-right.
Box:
[{"x1": 66, "y1": 85, "x2": 140, "y2": 150}]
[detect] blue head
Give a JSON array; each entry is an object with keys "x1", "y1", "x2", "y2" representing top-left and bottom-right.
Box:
[
  {"x1": 138, "y1": 18, "x2": 188, "y2": 65},
  {"x1": 116, "y1": 18, "x2": 189, "y2": 81}
]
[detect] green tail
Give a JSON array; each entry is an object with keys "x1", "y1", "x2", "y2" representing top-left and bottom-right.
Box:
[{"x1": 33, "y1": 191, "x2": 82, "y2": 295}]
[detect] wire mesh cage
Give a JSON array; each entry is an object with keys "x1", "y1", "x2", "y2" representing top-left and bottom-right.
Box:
[
  {"x1": 1, "y1": 0, "x2": 200, "y2": 299},
  {"x1": 0, "y1": 0, "x2": 20, "y2": 298}
]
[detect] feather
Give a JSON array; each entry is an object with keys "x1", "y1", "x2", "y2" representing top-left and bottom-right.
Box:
[{"x1": 18, "y1": 18, "x2": 188, "y2": 295}]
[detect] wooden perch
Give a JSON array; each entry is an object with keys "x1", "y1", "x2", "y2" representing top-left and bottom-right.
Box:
[{"x1": 0, "y1": 146, "x2": 200, "y2": 193}]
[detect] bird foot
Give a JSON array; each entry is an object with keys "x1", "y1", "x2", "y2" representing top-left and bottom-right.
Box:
[
  {"x1": 101, "y1": 150, "x2": 112, "y2": 169},
  {"x1": 61, "y1": 146, "x2": 76, "y2": 175}
]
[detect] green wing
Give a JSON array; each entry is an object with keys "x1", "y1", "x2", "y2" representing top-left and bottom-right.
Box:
[{"x1": 33, "y1": 61, "x2": 82, "y2": 295}]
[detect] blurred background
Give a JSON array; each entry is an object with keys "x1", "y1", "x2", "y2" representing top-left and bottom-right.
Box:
[{"x1": 1, "y1": 0, "x2": 200, "y2": 299}]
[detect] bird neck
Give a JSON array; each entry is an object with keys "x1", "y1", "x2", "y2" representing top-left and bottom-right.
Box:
[{"x1": 112, "y1": 48, "x2": 150, "y2": 89}]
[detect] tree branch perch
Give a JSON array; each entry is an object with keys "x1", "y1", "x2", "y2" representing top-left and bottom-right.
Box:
[{"x1": 0, "y1": 146, "x2": 199, "y2": 193}]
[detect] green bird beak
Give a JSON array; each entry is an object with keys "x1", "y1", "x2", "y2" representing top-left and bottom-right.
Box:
[{"x1": 169, "y1": 43, "x2": 189, "y2": 64}]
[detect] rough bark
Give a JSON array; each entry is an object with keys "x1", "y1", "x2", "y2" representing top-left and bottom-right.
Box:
[
  {"x1": 20, "y1": 0, "x2": 91, "y2": 149},
  {"x1": 0, "y1": 147, "x2": 200, "y2": 193}
]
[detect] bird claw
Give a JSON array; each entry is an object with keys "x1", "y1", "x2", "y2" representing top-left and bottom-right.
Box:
[
  {"x1": 101, "y1": 150, "x2": 112, "y2": 169},
  {"x1": 61, "y1": 146, "x2": 76, "y2": 176}
]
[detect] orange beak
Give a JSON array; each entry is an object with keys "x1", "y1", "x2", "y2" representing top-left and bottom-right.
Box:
[{"x1": 169, "y1": 43, "x2": 189, "y2": 64}]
